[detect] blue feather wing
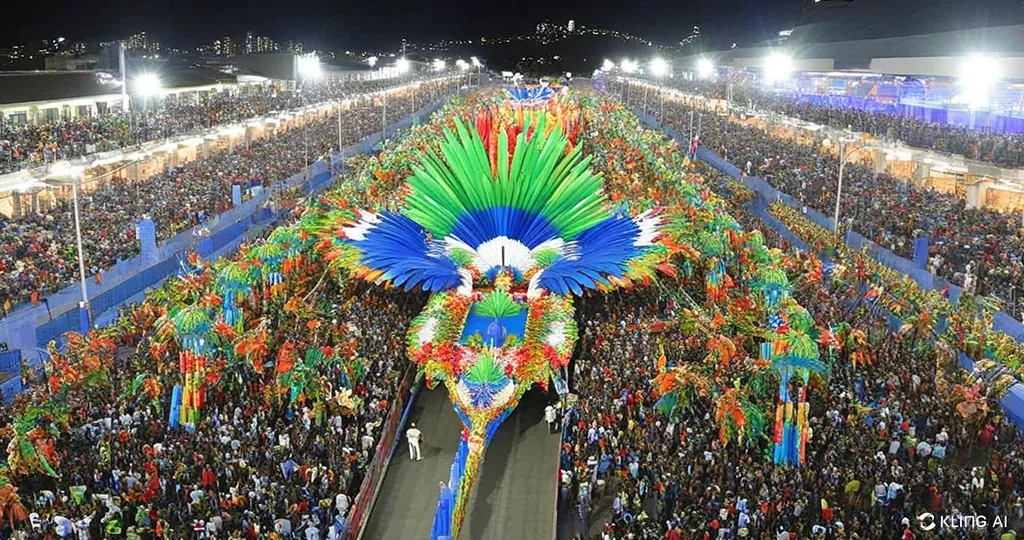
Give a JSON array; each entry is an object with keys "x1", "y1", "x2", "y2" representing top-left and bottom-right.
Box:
[
  {"x1": 538, "y1": 215, "x2": 642, "y2": 295},
  {"x1": 351, "y1": 212, "x2": 462, "y2": 292}
]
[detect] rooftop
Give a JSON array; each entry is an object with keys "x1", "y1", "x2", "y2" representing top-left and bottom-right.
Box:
[{"x1": 0, "y1": 68, "x2": 241, "y2": 106}]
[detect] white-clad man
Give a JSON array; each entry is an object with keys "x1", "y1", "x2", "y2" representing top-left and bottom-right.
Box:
[
  {"x1": 335, "y1": 492, "x2": 350, "y2": 517},
  {"x1": 545, "y1": 404, "x2": 557, "y2": 434},
  {"x1": 406, "y1": 422, "x2": 423, "y2": 461}
]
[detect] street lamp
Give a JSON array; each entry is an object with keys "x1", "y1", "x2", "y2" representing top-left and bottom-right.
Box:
[
  {"x1": 602, "y1": 59, "x2": 615, "y2": 72},
  {"x1": 832, "y1": 137, "x2": 863, "y2": 233},
  {"x1": 649, "y1": 57, "x2": 668, "y2": 78},
  {"x1": 131, "y1": 73, "x2": 162, "y2": 143},
  {"x1": 297, "y1": 53, "x2": 323, "y2": 81},
  {"x1": 43, "y1": 168, "x2": 91, "y2": 334},
  {"x1": 959, "y1": 54, "x2": 1001, "y2": 110},
  {"x1": 297, "y1": 54, "x2": 322, "y2": 183},
  {"x1": 470, "y1": 56, "x2": 483, "y2": 86},
  {"x1": 433, "y1": 59, "x2": 446, "y2": 72},
  {"x1": 134, "y1": 73, "x2": 161, "y2": 98},
  {"x1": 621, "y1": 59, "x2": 638, "y2": 74},
  {"x1": 396, "y1": 57, "x2": 411, "y2": 73},
  {"x1": 696, "y1": 58, "x2": 714, "y2": 79},
  {"x1": 763, "y1": 53, "x2": 793, "y2": 84}
]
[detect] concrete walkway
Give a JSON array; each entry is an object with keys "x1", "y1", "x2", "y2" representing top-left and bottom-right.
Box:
[{"x1": 362, "y1": 386, "x2": 462, "y2": 539}]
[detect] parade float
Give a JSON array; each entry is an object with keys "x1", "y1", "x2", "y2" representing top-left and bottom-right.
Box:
[{"x1": 5, "y1": 86, "x2": 829, "y2": 535}]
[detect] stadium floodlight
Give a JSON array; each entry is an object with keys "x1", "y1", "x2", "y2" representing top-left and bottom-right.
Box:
[
  {"x1": 134, "y1": 73, "x2": 162, "y2": 97},
  {"x1": 396, "y1": 57, "x2": 411, "y2": 73},
  {"x1": 763, "y1": 53, "x2": 792, "y2": 83},
  {"x1": 367, "y1": 56, "x2": 378, "y2": 67},
  {"x1": 621, "y1": 59, "x2": 638, "y2": 74},
  {"x1": 433, "y1": 59, "x2": 446, "y2": 71},
  {"x1": 297, "y1": 54, "x2": 323, "y2": 80},
  {"x1": 649, "y1": 57, "x2": 669, "y2": 77},
  {"x1": 696, "y1": 58, "x2": 714, "y2": 79},
  {"x1": 959, "y1": 54, "x2": 1001, "y2": 109}
]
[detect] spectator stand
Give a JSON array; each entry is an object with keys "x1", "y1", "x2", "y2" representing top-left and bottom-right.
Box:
[
  {"x1": 0, "y1": 98, "x2": 448, "y2": 384},
  {"x1": 635, "y1": 110, "x2": 1024, "y2": 431}
]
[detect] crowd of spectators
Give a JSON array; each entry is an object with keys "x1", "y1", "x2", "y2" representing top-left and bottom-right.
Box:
[
  {"x1": 0, "y1": 79, "x2": 454, "y2": 316},
  {"x1": 9, "y1": 285, "x2": 423, "y2": 539},
  {"x1": 0, "y1": 77, "x2": 445, "y2": 175},
  {"x1": 671, "y1": 79, "x2": 1024, "y2": 168},
  {"x1": 561, "y1": 182, "x2": 1024, "y2": 539},
  {"x1": 646, "y1": 94, "x2": 1024, "y2": 316}
]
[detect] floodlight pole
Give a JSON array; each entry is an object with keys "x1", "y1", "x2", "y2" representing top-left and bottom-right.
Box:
[
  {"x1": 72, "y1": 176, "x2": 90, "y2": 332},
  {"x1": 381, "y1": 90, "x2": 387, "y2": 149},
  {"x1": 342, "y1": 99, "x2": 350, "y2": 155},
  {"x1": 833, "y1": 140, "x2": 861, "y2": 233}
]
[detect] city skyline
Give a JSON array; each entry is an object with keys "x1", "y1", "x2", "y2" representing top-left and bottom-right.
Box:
[{"x1": 8, "y1": 0, "x2": 804, "y2": 53}]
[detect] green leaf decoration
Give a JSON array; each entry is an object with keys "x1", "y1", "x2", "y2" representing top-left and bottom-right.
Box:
[
  {"x1": 247, "y1": 242, "x2": 283, "y2": 264},
  {"x1": 173, "y1": 305, "x2": 212, "y2": 335},
  {"x1": 476, "y1": 290, "x2": 522, "y2": 319},
  {"x1": 305, "y1": 347, "x2": 327, "y2": 366},
  {"x1": 533, "y1": 248, "x2": 561, "y2": 269},
  {"x1": 449, "y1": 248, "x2": 476, "y2": 268},
  {"x1": 216, "y1": 261, "x2": 253, "y2": 294},
  {"x1": 464, "y1": 351, "x2": 505, "y2": 386}
]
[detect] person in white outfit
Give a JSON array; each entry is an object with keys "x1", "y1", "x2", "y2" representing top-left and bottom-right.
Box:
[
  {"x1": 406, "y1": 423, "x2": 422, "y2": 461},
  {"x1": 545, "y1": 405, "x2": 557, "y2": 434}
]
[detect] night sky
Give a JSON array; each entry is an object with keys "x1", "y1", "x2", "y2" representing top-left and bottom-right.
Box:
[{"x1": 13, "y1": 0, "x2": 802, "y2": 50}]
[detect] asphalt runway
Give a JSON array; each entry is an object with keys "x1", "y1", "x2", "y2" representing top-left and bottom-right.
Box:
[
  {"x1": 362, "y1": 385, "x2": 461, "y2": 539},
  {"x1": 361, "y1": 387, "x2": 561, "y2": 540},
  {"x1": 460, "y1": 388, "x2": 561, "y2": 540}
]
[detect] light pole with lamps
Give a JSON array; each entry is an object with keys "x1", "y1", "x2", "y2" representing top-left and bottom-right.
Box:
[
  {"x1": 297, "y1": 54, "x2": 323, "y2": 181},
  {"x1": 833, "y1": 136, "x2": 863, "y2": 233},
  {"x1": 43, "y1": 168, "x2": 91, "y2": 333},
  {"x1": 133, "y1": 73, "x2": 162, "y2": 146},
  {"x1": 471, "y1": 57, "x2": 482, "y2": 87},
  {"x1": 649, "y1": 57, "x2": 669, "y2": 119}
]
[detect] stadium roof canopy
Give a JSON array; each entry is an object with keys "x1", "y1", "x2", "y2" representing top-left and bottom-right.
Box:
[
  {"x1": 789, "y1": 0, "x2": 1024, "y2": 44},
  {"x1": 677, "y1": 0, "x2": 1024, "y2": 78}
]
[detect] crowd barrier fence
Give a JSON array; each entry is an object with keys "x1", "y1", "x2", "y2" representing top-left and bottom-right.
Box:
[
  {"x1": 344, "y1": 369, "x2": 419, "y2": 540},
  {"x1": 636, "y1": 111, "x2": 1024, "y2": 430},
  {"x1": 1, "y1": 97, "x2": 447, "y2": 364}
]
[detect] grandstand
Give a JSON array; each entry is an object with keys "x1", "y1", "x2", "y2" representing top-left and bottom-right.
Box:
[{"x1": 676, "y1": 0, "x2": 1024, "y2": 78}]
